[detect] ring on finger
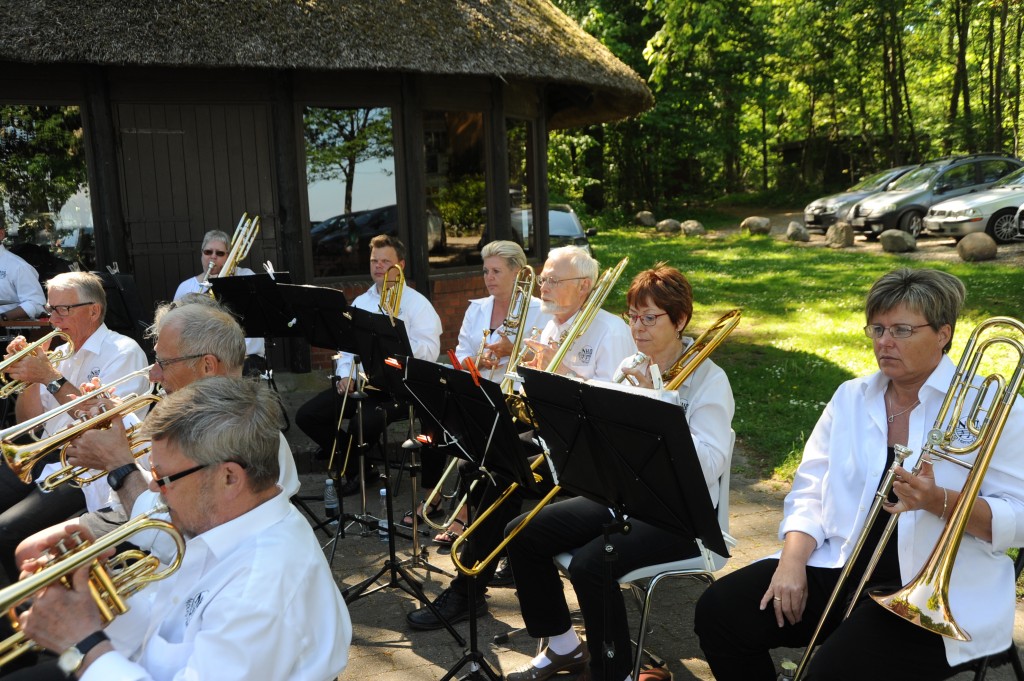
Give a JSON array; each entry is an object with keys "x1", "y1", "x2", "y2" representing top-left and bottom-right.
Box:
[{"x1": 773, "y1": 596, "x2": 782, "y2": 601}]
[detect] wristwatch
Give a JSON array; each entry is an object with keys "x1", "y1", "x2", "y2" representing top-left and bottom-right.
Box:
[
  {"x1": 106, "y1": 463, "x2": 138, "y2": 491},
  {"x1": 46, "y1": 376, "x2": 68, "y2": 395},
  {"x1": 57, "y1": 630, "x2": 108, "y2": 676}
]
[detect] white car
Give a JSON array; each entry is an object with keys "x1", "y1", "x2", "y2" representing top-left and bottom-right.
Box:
[{"x1": 923, "y1": 166, "x2": 1024, "y2": 243}]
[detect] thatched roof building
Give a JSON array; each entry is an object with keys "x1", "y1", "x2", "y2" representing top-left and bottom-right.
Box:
[{"x1": 0, "y1": 0, "x2": 653, "y2": 369}]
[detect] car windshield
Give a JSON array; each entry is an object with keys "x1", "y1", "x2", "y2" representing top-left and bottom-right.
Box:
[
  {"x1": 888, "y1": 166, "x2": 939, "y2": 191},
  {"x1": 850, "y1": 168, "x2": 905, "y2": 191},
  {"x1": 992, "y1": 166, "x2": 1024, "y2": 189},
  {"x1": 549, "y1": 210, "x2": 584, "y2": 237}
]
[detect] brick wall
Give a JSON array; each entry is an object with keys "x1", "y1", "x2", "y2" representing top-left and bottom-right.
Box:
[{"x1": 308, "y1": 272, "x2": 486, "y2": 371}]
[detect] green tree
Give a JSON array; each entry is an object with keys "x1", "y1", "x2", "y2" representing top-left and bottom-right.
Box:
[{"x1": 304, "y1": 107, "x2": 393, "y2": 215}]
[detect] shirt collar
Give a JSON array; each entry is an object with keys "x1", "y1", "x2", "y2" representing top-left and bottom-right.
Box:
[
  {"x1": 190, "y1": 490, "x2": 289, "y2": 561},
  {"x1": 861, "y1": 353, "x2": 957, "y2": 403},
  {"x1": 77, "y1": 323, "x2": 110, "y2": 356}
]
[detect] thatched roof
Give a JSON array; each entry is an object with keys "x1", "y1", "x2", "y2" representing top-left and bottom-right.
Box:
[{"x1": 0, "y1": 0, "x2": 652, "y2": 127}]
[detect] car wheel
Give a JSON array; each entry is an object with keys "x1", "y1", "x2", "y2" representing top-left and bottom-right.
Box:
[
  {"x1": 986, "y1": 208, "x2": 1019, "y2": 244},
  {"x1": 898, "y1": 210, "x2": 923, "y2": 237}
]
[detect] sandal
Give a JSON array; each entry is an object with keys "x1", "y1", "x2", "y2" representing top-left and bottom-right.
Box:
[
  {"x1": 401, "y1": 498, "x2": 443, "y2": 528},
  {"x1": 638, "y1": 663, "x2": 672, "y2": 681},
  {"x1": 433, "y1": 518, "x2": 467, "y2": 546}
]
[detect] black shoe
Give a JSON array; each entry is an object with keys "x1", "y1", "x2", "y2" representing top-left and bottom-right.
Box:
[
  {"x1": 406, "y1": 587, "x2": 487, "y2": 630},
  {"x1": 488, "y1": 556, "x2": 514, "y2": 587}
]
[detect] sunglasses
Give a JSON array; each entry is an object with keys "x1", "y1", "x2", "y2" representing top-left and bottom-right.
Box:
[{"x1": 203, "y1": 249, "x2": 227, "y2": 257}]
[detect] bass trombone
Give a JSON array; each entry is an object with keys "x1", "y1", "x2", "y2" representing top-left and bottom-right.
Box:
[
  {"x1": 0, "y1": 329, "x2": 74, "y2": 399},
  {"x1": 0, "y1": 504, "x2": 184, "y2": 667},
  {"x1": 790, "y1": 315, "x2": 1024, "y2": 679}
]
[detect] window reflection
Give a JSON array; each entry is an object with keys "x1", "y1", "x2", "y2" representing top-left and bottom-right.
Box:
[
  {"x1": 303, "y1": 106, "x2": 396, "y2": 279},
  {"x1": 507, "y1": 119, "x2": 533, "y2": 257},
  {"x1": 0, "y1": 105, "x2": 94, "y2": 275}
]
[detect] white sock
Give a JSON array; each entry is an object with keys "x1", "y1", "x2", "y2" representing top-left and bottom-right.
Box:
[{"x1": 530, "y1": 628, "x2": 582, "y2": 668}]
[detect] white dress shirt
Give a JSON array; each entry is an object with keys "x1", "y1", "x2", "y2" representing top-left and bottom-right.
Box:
[
  {"x1": 538, "y1": 308, "x2": 635, "y2": 382},
  {"x1": 33, "y1": 324, "x2": 149, "y2": 512},
  {"x1": 0, "y1": 245, "x2": 45, "y2": 318},
  {"x1": 86, "y1": 492, "x2": 351, "y2": 681},
  {"x1": 173, "y1": 268, "x2": 265, "y2": 358},
  {"x1": 611, "y1": 337, "x2": 734, "y2": 503},
  {"x1": 332, "y1": 283, "x2": 442, "y2": 380},
  {"x1": 454, "y1": 295, "x2": 550, "y2": 383},
  {"x1": 777, "y1": 354, "x2": 1024, "y2": 665}
]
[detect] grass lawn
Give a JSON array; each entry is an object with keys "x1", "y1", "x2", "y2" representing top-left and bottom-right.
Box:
[{"x1": 587, "y1": 224, "x2": 1024, "y2": 479}]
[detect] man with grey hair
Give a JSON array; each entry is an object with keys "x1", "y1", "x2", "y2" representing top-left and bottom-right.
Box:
[
  {"x1": 12, "y1": 377, "x2": 351, "y2": 681},
  {"x1": 0, "y1": 212, "x2": 45, "y2": 322},
  {"x1": 0, "y1": 271, "x2": 148, "y2": 581}
]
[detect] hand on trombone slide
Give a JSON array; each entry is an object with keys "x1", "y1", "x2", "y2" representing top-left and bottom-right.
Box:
[
  {"x1": 478, "y1": 334, "x2": 513, "y2": 369},
  {"x1": 884, "y1": 455, "x2": 940, "y2": 515}
]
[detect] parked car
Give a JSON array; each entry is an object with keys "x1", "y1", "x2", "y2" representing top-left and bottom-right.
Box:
[
  {"x1": 311, "y1": 204, "x2": 445, "y2": 258},
  {"x1": 923, "y1": 166, "x2": 1024, "y2": 243},
  {"x1": 548, "y1": 204, "x2": 596, "y2": 255},
  {"x1": 803, "y1": 165, "x2": 917, "y2": 230},
  {"x1": 849, "y1": 154, "x2": 1024, "y2": 238}
]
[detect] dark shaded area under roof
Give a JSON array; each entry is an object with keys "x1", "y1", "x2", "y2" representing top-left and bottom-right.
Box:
[{"x1": 0, "y1": 0, "x2": 653, "y2": 127}]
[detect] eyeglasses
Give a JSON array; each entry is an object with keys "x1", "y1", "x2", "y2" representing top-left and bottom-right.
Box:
[
  {"x1": 863, "y1": 323, "x2": 931, "y2": 339},
  {"x1": 43, "y1": 302, "x2": 95, "y2": 316},
  {"x1": 622, "y1": 312, "x2": 669, "y2": 327},
  {"x1": 151, "y1": 463, "x2": 209, "y2": 488},
  {"x1": 154, "y1": 353, "x2": 206, "y2": 370},
  {"x1": 537, "y1": 276, "x2": 585, "y2": 288},
  {"x1": 203, "y1": 249, "x2": 227, "y2": 257}
]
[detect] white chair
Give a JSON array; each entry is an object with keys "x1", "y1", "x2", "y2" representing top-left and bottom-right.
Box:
[{"x1": 553, "y1": 429, "x2": 737, "y2": 680}]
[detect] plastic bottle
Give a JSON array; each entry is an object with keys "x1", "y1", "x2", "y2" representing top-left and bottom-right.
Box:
[
  {"x1": 323, "y1": 478, "x2": 339, "y2": 525},
  {"x1": 378, "y1": 487, "x2": 390, "y2": 540}
]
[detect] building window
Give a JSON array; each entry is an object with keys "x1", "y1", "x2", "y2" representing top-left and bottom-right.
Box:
[
  {"x1": 0, "y1": 105, "x2": 94, "y2": 274},
  {"x1": 507, "y1": 118, "x2": 534, "y2": 258},
  {"x1": 303, "y1": 106, "x2": 397, "y2": 279},
  {"x1": 425, "y1": 110, "x2": 488, "y2": 270}
]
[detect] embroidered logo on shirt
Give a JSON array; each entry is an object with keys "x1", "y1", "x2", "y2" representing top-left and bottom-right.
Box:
[
  {"x1": 575, "y1": 346, "x2": 594, "y2": 365},
  {"x1": 952, "y1": 418, "x2": 979, "y2": 446},
  {"x1": 0, "y1": 270, "x2": 6, "y2": 280},
  {"x1": 88, "y1": 367, "x2": 102, "y2": 381},
  {"x1": 185, "y1": 590, "x2": 208, "y2": 626}
]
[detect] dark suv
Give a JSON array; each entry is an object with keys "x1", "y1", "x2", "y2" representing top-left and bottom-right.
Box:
[{"x1": 849, "y1": 154, "x2": 1024, "y2": 238}]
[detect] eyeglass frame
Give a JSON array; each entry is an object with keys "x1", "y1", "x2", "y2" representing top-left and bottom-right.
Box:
[
  {"x1": 202, "y1": 249, "x2": 227, "y2": 257},
  {"x1": 863, "y1": 323, "x2": 931, "y2": 340},
  {"x1": 154, "y1": 353, "x2": 207, "y2": 370},
  {"x1": 622, "y1": 311, "x2": 670, "y2": 327},
  {"x1": 150, "y1": 458, "x2": 248, "y2": 488},
  {"x1": 43, "y1": 302, "x2": 95, "y2": 317},
  {"x1": 537, "y1": 276, "x2": 586, "y2": 288}
]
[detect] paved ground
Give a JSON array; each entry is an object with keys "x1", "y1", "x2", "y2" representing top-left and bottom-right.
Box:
[{"x1": 273, "y1": 375, "x2": 1024, "y2": 680}]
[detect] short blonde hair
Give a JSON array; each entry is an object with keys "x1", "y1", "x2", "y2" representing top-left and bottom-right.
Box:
[{"x1": 481, "y1": 240, "x2": 527, "y2": 271}]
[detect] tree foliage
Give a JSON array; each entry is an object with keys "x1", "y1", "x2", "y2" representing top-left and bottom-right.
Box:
[
  {"x1": 551, "y1": 0, "x2": 1024, "y2": 210},
  {"x1": 304, "y1": 107, "x2": 393, "y2": 215}
]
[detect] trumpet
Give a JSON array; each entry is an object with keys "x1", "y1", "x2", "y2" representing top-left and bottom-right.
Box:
[
  {"x1": 40, "y1": 419, "x2": 155, "y2": 492},
  {"x1": 790, "y1": 316, "x2": 1024, "y2": 679},
  {"x1": 379, "y1": 264, "x2": 405, "y2": 326},
  {"x1": 0, "y1": 504, "x2": 184, "y2": 667},
  {"x1": 0, "y1": 367, "x2": 155, "y2": 485},
  {"x1": 0, "y1": 330, "x2": 74, "y2": 399}
]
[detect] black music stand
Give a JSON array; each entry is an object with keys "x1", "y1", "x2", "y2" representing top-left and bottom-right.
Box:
[
  {"x1": 519, "y1": 367, "x2": 727, "y2": 679},
  {"x1": 401, "y1": 357, "x2": 539, "y2": 681},
  {"x1": 212, "y1": 272, "x2": 299, "y2": 426}
]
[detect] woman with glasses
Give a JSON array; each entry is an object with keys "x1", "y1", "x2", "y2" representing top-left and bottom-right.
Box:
[
  {"x1": 173, "y1": 230, "x2": 265, "y2": 376},
  {"x1": 502, "y1": 264, "x2": 734, "y2": 681},
  {"x1": 695, "y1": 268, "x2": 1024, "y2": 680}
]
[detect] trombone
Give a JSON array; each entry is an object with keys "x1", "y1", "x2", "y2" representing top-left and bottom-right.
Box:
[
  {"x1": 0, "y1": 367, "x2": 155, "y2": 485},
  {"x1": 791, "y1": 316, "x2": 1024, "y2": 679},
  {"x1": 451, "y1": 257, "x2": 631, "y2": 576},
  {"x1": 0, "y1": 504, "x2": 184, "y2": 667},
  {"x1": 0, "y1": 330, "x2": 74, "y2": 399},
  {"x1": 203, "y1": 213, "x2": 260, "y2": 296}
]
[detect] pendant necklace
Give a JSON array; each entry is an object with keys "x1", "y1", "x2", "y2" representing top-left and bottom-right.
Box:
[{"x1": 886, "y1": 391, "x2": 919, "y2": 423}]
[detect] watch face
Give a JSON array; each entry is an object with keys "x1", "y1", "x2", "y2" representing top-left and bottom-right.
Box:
[{"x1": 58, "y1": 647, "x2": 84, "y2": 674}]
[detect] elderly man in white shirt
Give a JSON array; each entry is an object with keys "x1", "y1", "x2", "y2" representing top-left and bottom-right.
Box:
[
  {"x1": 12, "y1": 377, "x2": 351, "y2": 681},
  {"x1": 0, "y1": 214, "x2": 45, "y2": 322},
  {"x1": 0, "y1": 272, "x2": 148, "y2": 582},
  {"x1": 296, "y1": 233, "x2": 442, "y2": 496}
]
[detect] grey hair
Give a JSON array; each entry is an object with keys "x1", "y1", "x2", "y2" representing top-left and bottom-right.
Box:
[
  {"x1": 46, "y1": 271, "x2": 107, "y2": 318},
  {"x1": 547, "y1": 245, "x2": 599, "y2": 286},
  {"x1": 142, "y1": 376, "x2": 281, "y2": 491},
  {"x1": 201, "y1": 230, "x2": 231, "y2": 251},
  {"x1": 149, "y1": 297, "x2": 246, "y2": 372},
  {"x1": 866, "y1": 267, "x2": 966, "y2": 353},
  {"x1": 481, "y1": 240, "x2": 527, "y2": 271}
]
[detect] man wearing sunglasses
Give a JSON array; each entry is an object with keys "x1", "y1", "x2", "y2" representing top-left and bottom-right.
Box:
[
  {"x1": 0, "y1": 272, "x2": 148, "y2": 582},
  {"x1": 0, "y1": 212, "x2": 45, "y2": 323},
  {"x1": 7, "y1": 377, "x2": 350, "y2": 681},
  {"x1": 173, "y1": 229, "x2": 266, "y2": 377}
]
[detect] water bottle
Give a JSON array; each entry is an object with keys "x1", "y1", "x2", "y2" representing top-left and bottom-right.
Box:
[
  {"x1": 378, "y1": 487, "x2": 390, "y2": 540},
  {"x1": 323, "y1": 478, "x2": 339, "y2": 525}
]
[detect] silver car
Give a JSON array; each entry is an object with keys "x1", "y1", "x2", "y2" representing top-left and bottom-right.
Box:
[
  {"x1": 804, "y1": 165, "x2": 916, "y2": 231},
  {"x1": 924, "y1": 166, "x2": 1024, "y2": 243}
]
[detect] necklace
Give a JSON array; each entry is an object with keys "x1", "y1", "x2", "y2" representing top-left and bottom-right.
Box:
[{"x1": 886, "y1": 391, "x2": 919, "y2": 423}]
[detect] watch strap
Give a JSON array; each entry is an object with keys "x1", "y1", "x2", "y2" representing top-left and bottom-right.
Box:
[
  {"x1": 48, "y1": 376, "x2": 68, "y2": 394},
  {"x1": 107, "y1": 464, "x2": 138, "y2": 491},
  {"x1": 75, "y1": 630, "x2": 109, "y2": 657}
]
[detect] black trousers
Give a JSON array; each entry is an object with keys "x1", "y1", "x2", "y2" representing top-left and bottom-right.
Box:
[
  {"x1": 694, "y1": 558, "x2": 956, "y2": 681},
  {"x1": 505, "y1": 496, "x2": 699, "y2": 681}
]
